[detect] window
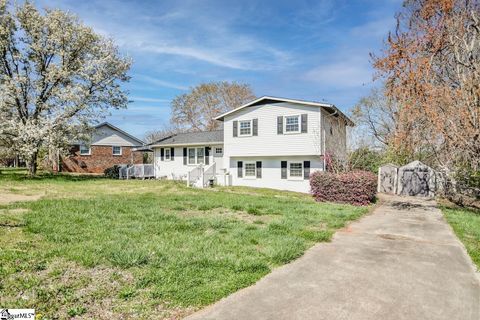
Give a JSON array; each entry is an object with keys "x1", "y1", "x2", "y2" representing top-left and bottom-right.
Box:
[
  {"x1": 285, "y1": 115, "x2": 300, "y2": 133},
  {"x1": 289, "y1": 162, "x2": 303, "y2": 178},
  {"x1": 188, "y1": 148, "x2": 196, "y2": 164},
  {"x1": 196, "y1": 147, "x2": 204, "y2": 164},
  {"x1": 112, "y1": 146, "x2": 122, "y2": 155},
  {"x1": 165, "y1": 148, "x2": 171, "y2": 160},
  {"x1": 239, "y1": 120, "x2": 252, "y2": 136},
  {"x1": 215, "y1": 147, "x2": 223, "y2": 155},
  {"x1": 187, "y1": 147, "x2": 205, "y2": 165},
  {"x1": 244, "y1": 162, "x2": 256, "y2": 177},
  {"x1": 79, "y1": 145, "x2": 91, "y2": 155}
]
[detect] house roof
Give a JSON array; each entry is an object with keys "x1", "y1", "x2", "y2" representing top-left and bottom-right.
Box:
[
  {"x1": 214, "y1": 96, "x2": 354, "y2": 126},
  {"x1": 95, "y1": 122, "x2": 145, "y2": 146},
  {"x1": 149, "y1": 130, "x2": 224, "y2": 147}
]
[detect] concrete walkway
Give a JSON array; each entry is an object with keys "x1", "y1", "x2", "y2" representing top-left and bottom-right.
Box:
[{"x1": 187, "y1": 195, "x2": 480, "y2": 320}]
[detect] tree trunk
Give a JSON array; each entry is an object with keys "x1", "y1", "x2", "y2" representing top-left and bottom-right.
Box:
[{"x1": 27, "y1": 151, "x2": 38, "y2": 176}]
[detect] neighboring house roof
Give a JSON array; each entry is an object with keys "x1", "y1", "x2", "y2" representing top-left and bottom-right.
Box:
[
  {"x1": 214, "y1": 96, "x2": 355, "y2": 126},
  {"x1": 94, "y1": 122, "x2": 145, "y2": 146},
  {"x1": 149, "y1": 130, "x2": 224, "y2": 147}
]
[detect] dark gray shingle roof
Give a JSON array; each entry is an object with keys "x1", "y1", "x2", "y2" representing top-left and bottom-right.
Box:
[{"x1": 150, "y1": 130, "x2": 224, "y2": 146}]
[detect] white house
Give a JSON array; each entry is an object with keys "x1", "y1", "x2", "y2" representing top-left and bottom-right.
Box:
[{"x1": 149, "y1": 96, "x2": 353, "y2": 193}]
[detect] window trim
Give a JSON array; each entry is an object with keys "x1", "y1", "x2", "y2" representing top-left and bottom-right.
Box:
[
  {"x1": 243, "y1": 161, "x2": 257, "y2": 179},
  {"x1": 187, "y1": 147, "x2": 205, "y2": 165},
  {"x1": 165, "y1": 148, "x2": 171, "y2": 161},
  {"x1": 284, "y1": 115, "x2": 301, "y2": 134},
  {"x1": 112, "y1": 146, "x2": 122, "y2": 156},
  {"x1": 79, "y1": 145, "x2": 91, "y2": 156},
  {"x1": 288, "y1": 161, "x2": 304, "y2": 180},
  {"x1": 238, "y1": 120, "x2": 253, "y2": 137}
]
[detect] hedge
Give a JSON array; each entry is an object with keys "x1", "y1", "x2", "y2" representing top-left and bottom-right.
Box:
[
  {"x1": 104, "y1": 165, "x2": 121, "y2": 179},
  {"x1": 310, "y1": 170, "x2": 377, "y2": 206}
]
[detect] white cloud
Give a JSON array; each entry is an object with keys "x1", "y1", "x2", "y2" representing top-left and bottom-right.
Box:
[
  {"x1": 304, "y1": 56, "x2": 373, "y2": 88},
  {"x1": 130, "y1": 96, "x2": 171, "y2": 103},
  {"x1": 135, "y1": 75, "x2": 189, "y2": 91}
]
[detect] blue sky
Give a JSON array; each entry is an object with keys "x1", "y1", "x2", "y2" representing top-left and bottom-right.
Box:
[{"x1": 38, "y1": 0, "x2": 401, "y2": 138}]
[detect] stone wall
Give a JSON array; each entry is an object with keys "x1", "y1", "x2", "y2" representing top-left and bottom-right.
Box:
[{"x1": 61, "y1": 145, "x2": 143, "y2": 174}]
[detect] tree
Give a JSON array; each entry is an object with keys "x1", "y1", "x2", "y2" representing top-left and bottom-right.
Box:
[
  {"x1": 171, "y1": 81, "x2": 255, "y2": 131},
  {"x1": 144, "y1": 123, "x2": 181, "y2": 144},
  {"x1": 351, "y1": 86, "x2": 399, "y2": 148},
  {"x1": 0, "y1": 1, "x2": 131, "y2": 175},
  {"x1": 372, "y1": 0, "x2": 480, "y2": 173}
]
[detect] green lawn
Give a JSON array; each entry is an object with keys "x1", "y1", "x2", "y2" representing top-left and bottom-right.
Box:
[
  {"x1": 0, "y1": 170, "x2": 367, "y2": 319},
  {"x1": 442, "y1": 205, "x2": 480, "y2": 269}
]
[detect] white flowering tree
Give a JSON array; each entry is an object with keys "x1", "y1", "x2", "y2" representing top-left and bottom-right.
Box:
[{"x1": 0, "y1": 1, "x2": 131, "y2": 175}]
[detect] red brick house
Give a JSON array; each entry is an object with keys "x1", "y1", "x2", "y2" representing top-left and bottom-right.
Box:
[{"x1": 61, "y1": 122, "x2": 145, "y2": 174}]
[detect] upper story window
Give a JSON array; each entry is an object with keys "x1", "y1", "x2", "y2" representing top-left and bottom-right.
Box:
[
  {"x1": 239, "y1": 120, "x2": 252, "y2": 136},
  {"x1": 112, "y1": 146, "x2": 122, "y2": 156},
  {"x1": 79, "y1": 145, "x2": 91, "y2": 155},
  {"x1": 285, "y1": 115, "x2": 300, "y2": 133},
  {"x1": 165, "y1": 148, "x2": 171, "y2": 160}
]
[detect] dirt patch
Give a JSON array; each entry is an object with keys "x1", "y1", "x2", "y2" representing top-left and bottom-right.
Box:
[
  {"x1": 2, "y1": 259, "x2": 195, "y2": 319},
  {"x1": 0, "y1": 193, "x2": 42, "y2": 205}
]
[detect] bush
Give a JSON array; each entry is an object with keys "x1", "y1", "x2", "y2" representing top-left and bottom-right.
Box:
[
  {"x1": 310, "y1": 170, "x2": 377, "y2": 206},
  {"x1": 104, "y1": 165, "x2": 121, "y2": 179}
]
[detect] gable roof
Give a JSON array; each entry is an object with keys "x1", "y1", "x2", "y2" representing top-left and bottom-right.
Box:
[
  {"x1": 94, "y1": 122, "x2": 145, "y2": 146},
  {"x1": 149, "y1": 130, "x2": 224, "y2": 147},
  {"x1": 214, "y1": 96, "x2": 354, "y2": 126}
]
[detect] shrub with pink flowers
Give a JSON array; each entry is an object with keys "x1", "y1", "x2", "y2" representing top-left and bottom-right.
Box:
[{"x1": 310, "y1": 170, "x2": 377, "y2": 206}]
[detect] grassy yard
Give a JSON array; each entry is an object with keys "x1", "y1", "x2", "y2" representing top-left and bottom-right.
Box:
[
  {"x1": 442, "y1": 204, "x2": 480, "y2": 269},
  {"x1": 0, "y1": 169, "x2": 368, "y2": 319}
]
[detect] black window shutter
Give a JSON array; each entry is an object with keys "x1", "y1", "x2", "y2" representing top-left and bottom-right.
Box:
[
  {"x1": 171, "y1": 147, "x2": 174, "y2": 160},
  {"x1": 160, "y1": 148, "x2": 164, "y2": 161},
  {"x1": 304, "y1": 161, "x2": 311, "y2": 180},
  {"x1": 183, "y1": 148, "x2": 187, "y2": 165},
  {"x1": 233, "y1": 121, "x2": 238, "y2": 137},
  {"x1": 281, "y1": 161, "x2": 287, "y2": 179},
  {"x1": 277, "y1": 116, "x2": 283, "y2": 134},
  {"x1": 301, "y1": 114, "x2": 308, "y2": 133},
  {"x1": 256, "y1": 161, "x2": 262, "y2": 178},
  {"x1": 253, "y1": 119, "x2": 258, "y2": 136},
  {"x1": 205, "y1": 147, "x2": 210, "y2": 165},
  {"x1": 237, "y1": 161, "x2": 243, "y2": 178}
]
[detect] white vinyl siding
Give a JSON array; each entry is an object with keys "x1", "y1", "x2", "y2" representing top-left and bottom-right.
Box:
[
  {"x1": 154, "y1": 146, "x2": 221, "y2": 180},
  {"x1": 230, "y1": 156, "x2": 324, "y2": 193},
  {"x1": 285, "y1": 115, "x2": 300, "y2": 133},
  {"x1": 79, "y1": 145, "x2": 91, "y2": 155},
  {"x1": 224, "y1": 102, "x2": 322, "y2": 157}
]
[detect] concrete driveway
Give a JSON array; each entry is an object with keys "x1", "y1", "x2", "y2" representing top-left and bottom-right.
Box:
[{"x1": 187, "y1": 195, "x2": 480, "y2": 320}]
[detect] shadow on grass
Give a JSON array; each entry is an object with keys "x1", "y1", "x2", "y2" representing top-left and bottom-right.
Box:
[{"x1": 0, "y1": 168, "x2": 106, "y2": 182}]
